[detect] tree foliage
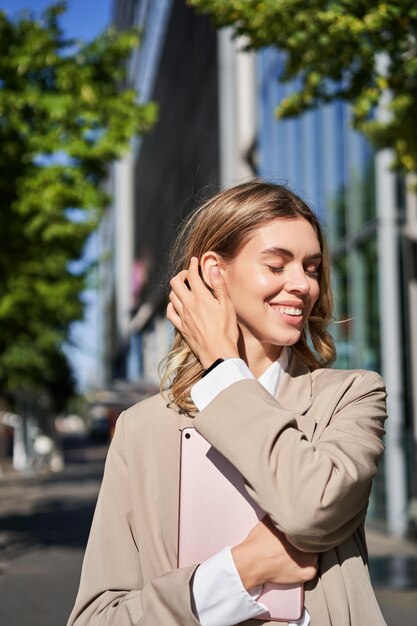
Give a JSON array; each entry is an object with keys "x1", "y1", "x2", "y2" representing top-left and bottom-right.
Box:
[
  {"x1": 189, "y1": 0, "x2": 417, "y2": 173},
  {"x1": 0, "y1": 2, "x2": 157, "y2": 408}
]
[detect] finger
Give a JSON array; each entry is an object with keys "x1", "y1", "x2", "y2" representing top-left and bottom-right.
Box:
[
  {"x1": 166, "y1": 302, "x2": 183, "y2": 331},
  {"x1": 175, "y1": 269, "x2": 189, "y2": 283},
  {"x1": 168, "y1": 290, "x2": 183, "y2": 314},
  {"x1": 187, "y1": 257, "x2": 206, "y2": 293},
  {"x1": 170, "y1": 271, "x2": 191, "y2": 301},
  {"x1": 209, "y1": 265, "x2": 229, "y2": 305},
  {"x1": 170, "y1": 270, "x2": 189, "y2": 287}
]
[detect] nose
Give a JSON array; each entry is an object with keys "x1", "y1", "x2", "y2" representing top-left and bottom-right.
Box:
[{"x1": 284, "y1": 265, "x2": 310, "y2": 294}]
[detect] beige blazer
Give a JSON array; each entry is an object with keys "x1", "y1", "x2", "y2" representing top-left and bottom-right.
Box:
[{"x1": 68, "y1": 354, "x2": 388, "y2": 626}]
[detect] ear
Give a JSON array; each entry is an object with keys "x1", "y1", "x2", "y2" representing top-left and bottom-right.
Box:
[{"x1": 200, "y1": 251, "x2": 225, "y2": 288}]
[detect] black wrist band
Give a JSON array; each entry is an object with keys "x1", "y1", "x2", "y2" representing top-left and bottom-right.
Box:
[{"x1": 202, "y1": 358, "x2": 225, "y2": 377}]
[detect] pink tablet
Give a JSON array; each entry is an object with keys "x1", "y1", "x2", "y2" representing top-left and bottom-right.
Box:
[{"x1": 178, "y1": 427, "x2": 304, "y2": 622}]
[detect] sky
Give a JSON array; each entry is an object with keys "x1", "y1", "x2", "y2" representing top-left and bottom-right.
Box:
[
  {"x1": 2, "y1": 0, "x2": 113, "y2": 393},
  {"x1": 0, "y1": 0, "x2": 111, "y2": 41}
]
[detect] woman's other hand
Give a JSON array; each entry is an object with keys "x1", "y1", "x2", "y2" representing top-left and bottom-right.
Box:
[
  {"x1": 167, "y1": 257, "x2": 239, "y2": 368},
  {"x1": 231, "y1": 517, "x2": 318, "y2": 590}
]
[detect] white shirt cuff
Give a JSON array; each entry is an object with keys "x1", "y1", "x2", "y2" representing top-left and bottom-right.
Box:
[
  {"x1": 191, "y1": 359, "x2": 254, "y2": 411},
  {"x1": 191, "y1": 546, "x2": 267, "y2": 626}
]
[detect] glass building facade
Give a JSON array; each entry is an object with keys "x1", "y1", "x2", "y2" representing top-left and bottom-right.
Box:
[
  {"x1": 257, "y1": 48, "x2": 386, "y2": 522},
  {"x1": 108, "y1": 3, "x2": 414, "y2": 533}
]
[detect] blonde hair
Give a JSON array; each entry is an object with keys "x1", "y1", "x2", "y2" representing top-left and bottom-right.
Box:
[{"x1": 160, "y1": 180, "x2": 335, "y2": 414}]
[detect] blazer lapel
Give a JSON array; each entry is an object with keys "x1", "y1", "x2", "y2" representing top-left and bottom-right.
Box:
[{"x1": 276, "y1": 351, "x2": 316, "y2": 441}]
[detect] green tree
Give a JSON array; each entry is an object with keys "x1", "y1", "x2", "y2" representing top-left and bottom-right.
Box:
[
  {"x1": 189, "y1": 0, "x2": 417, "y2": 173},
  {"x1": 0, "y1": 3, "x2": 157, "y2": 409}
]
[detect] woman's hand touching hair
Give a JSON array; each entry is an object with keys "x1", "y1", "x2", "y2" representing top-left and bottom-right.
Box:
[
  {"x1": 167, "y1": 257, "x2": 239, "y2": 369},
  {"x1": 232, "y1": 517, "x2": 318, "y2": 589}
]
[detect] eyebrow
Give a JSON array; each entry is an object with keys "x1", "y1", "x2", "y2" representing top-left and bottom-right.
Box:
[{"x1": 260, "y1": 246, "x2": 322, "y2": 261}]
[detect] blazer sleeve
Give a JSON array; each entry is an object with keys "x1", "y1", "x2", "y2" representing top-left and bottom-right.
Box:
[
  {"x1": 193, "y1": 370, "x2": 387, "y2": 553},
  {"x1": 67, "y1": 413, "x2": 201, "y2": 626}
]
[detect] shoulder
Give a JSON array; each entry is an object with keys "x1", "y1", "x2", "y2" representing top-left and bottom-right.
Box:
[
  {"x1": 118, "y1": 392, "x2": 180, "y2": 439},
  {"x1": 289, "y1": 352, "x2": 385, "y2": 395},
  {"x1": 124, "y1": 391, "x2": 173, "y2": 420},
  {"x1": 107, "y1": 393, "x2": 182, "y2": 488},
  {"x1": 311, "y1": 367, "x2": 386, "y2": 410},
  {"x1": 312, "y1": 367, "x2": 384, "y2": 388}
]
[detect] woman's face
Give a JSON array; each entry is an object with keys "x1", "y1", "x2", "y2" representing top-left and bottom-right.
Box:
[{"x1": 221, "y1": 217, "x2": 321, "y2": 353}]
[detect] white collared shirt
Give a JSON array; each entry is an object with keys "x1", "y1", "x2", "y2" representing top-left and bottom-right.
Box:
[{"x1": 190, "y1": 349, "x2": 310, "y2": 626}]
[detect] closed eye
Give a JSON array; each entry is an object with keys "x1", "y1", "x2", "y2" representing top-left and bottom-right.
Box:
[
  {"x1": 305, "y1": 268, "x2": 320, "y2": 279},
  {"x1": 268, "y1": 265, "x2": 320, "y2": 279}
]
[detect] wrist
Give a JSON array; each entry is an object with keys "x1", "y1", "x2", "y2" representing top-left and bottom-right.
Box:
[
  {"x1": 200, "y1": 348, "x2": 239, "y2": 370},
  {"x1": 231, "y1": 543, "x2": 264, "y2": 591},
  {"x1": 202, "y1": 358, "x2": 225, "y2": 377}
]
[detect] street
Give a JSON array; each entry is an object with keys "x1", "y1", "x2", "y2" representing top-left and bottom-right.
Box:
[
  {"x1": 0, "y1": 438, "x2": 106, "y2": 626},
  {"x1": 0, "y1": 437, "x2": 416, "y2": 626}
]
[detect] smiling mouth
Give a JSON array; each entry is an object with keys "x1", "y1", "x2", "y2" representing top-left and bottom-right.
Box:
[{"x1": 269, "y1": 305, "x2": 303, "y2": 316}]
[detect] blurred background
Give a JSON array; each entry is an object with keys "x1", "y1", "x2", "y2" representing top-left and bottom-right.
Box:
[{"x1": 1, "y1": 1, "x2": 417, "y2": 624}]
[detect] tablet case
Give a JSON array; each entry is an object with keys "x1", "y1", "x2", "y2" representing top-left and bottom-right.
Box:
[{"x1": 178, "y1": 427, "x2": 304, "y2": 622}]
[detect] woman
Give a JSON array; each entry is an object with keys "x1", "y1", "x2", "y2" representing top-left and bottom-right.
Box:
[{"x1": 68, "y1": 181, "x2": 387, "y2": 626}]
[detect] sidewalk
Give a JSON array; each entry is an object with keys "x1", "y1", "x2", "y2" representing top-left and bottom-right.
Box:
[
  {"x1": 0, "y1": 440, "x2": 107, "y2": 626},
  {"x1": 366, "y1": 525, "x2": 417, "y2": 625}
]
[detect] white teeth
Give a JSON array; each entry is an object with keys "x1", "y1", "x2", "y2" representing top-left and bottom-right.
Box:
[{"x1": 278, "y1": 307, "x2": 303, "y2": 316}]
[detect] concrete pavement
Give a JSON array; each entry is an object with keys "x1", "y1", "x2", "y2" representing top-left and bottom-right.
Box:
[{"x1": 0, "y1": 438, "x2": 106, "y2": 626}]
